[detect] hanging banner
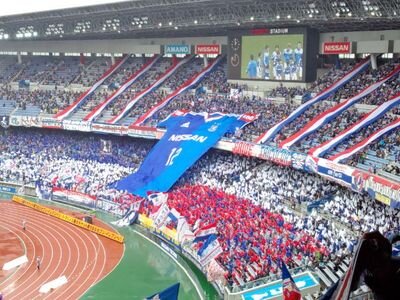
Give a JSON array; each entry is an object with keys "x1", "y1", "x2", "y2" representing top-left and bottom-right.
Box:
[
  {"x1": 352, "y1": 170, "x2": 400, "y2": 208},
  {"x1": 280, "y1": 65, "x2": 400, "y2": 149},
  {"x1": 114, "y1": 111, "x2": 254, "y2": 196},
  {"x1": 164, "y1": 44, "x2": 191, "y2": 55},
  {"x1": 195, "y1": 44, "x2": 221, "y2": 55},
  {"x1": 91, "y1": 123, "x2": 128, "y2": 135},
  {"x1": 316, "y1": 158, "x2": 354, "y2": 187},
  {"x1": 133, "y1": 56, "x2": 223, "y2": 126},
  {"x1": 310, "y1": 92, "x2": 400, "y2": 158},
  {"x1": 323, "y1": 42, "x2": 351, "y2": 54},
  {"x1": 255, "y1": 58, "x2": 370, "y2": 144},
  {"x1": 62, "y1": 120, "x2": 91, "y2": 132}
]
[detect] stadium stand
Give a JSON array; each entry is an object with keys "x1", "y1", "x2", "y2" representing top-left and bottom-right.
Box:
[
  {"x1": 92, "y1": 57, "x2": 175, "y2": 122},
  {"x1": 1, "y1": 127, "x2": 398, "y2": 288},
  {"x1": 72, "y1": 57, "x2": 112, "y2": 87},
  {"x1": 65, "y1": 56, "x2": 146, "y2": 121},
  {"x1": 0, "y1": 1, "x2": 400, "y2": 298},
  {"x1": 0, "y1": 56, "x2": 23, "y2": 83},
  {"x1": 117, "y1": 56, "x2": 204, "y2": 125}
]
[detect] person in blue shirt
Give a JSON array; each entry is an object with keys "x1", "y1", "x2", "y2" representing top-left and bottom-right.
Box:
[
  {"x1": 272, "y1": 45, "x2": 282, "y2": 67},
  {"x1": 275, "y1": 61, "x2": 284, "y2": 80},
  {"x1": 284, "y1": 64, "x2": 291, "y2": 80},
  {"x1": 294, "y1": 42, "x2": 303, "y2": 78},
  {"x1": 257, "y1": 52, "x2": 264, "y2": 79},
  {"x1": 263, "y1": 45, "x2": 270, "y2": 79},
  {"x1": 283, "y1": 43, "x2": 294, "y2": 68},
  {"x1": 246, "y1": 54, "x2": 258, "y2": 79},
  {"x1": 272, "y1": 45, "x2": 282, "y2": 79},
  {"x1": 289, "y1": 60, "x2": 298, "y2": 80}
]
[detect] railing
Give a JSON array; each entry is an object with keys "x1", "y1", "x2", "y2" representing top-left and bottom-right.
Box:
[
  {"x1": 227, "y1": 266, "x2": 311, "y2": 294},
  {"x1": 349, "y1": 290, "x2": 375, "y2": 300}
]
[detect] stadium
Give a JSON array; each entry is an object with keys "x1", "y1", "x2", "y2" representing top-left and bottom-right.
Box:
[{"x1": 0, "y1": 0, "x2": 399, "y2": 299}]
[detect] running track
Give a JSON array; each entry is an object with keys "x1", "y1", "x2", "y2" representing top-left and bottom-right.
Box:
[{"x1": 0, "y1": 201, "x2": 123, "y2": 299}]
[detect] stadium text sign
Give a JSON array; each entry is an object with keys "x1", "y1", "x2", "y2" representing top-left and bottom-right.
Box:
[
  {"x1": 164, "y1": 44, "x2": 191, "y2": 54},
  {"x1": 323, "y1": 42, "x2": 351, "y2": 54},
  {"x1": 195, "y1": 44, "x2": 221, "y2": 55}
]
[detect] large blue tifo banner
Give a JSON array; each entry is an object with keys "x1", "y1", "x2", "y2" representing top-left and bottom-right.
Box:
[{"x1": 114, "y1": 111, "x2": 256, "y2": 197}]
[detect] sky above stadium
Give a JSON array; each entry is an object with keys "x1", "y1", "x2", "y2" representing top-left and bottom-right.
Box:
[{"x1": 0, "y1": 0, "x2": 129, "y2": 17}]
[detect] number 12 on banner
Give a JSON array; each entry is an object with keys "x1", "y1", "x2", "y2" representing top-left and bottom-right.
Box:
[{"x1": 165, "y1": 147, "x2": 182, "y2": 166}]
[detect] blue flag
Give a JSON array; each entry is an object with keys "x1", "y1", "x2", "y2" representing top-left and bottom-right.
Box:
[
  {"x1": 114, "y1": 112, "x2": 254, "y2": 196},
  {"x1": 281, "y1": 261, "x2": 302, "y2": 300},
  {"x1": 146, "y1": 283, "x2": 180, "y2": 300},
  {"x1": 197, "y1": 234, "x2": 217, "y2": 256}
]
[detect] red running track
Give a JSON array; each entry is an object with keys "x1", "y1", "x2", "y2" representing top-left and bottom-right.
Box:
[{"x1": 0, "y1": 201, "x2": 123, "y2": 300}]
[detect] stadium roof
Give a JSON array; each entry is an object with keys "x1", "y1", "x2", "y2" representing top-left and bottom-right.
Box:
[{"x1": 0, "y1": 0, "x2": 399, "y2": 41}]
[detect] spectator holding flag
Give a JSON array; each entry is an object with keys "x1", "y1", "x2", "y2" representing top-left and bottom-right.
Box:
[{"x1": 281, "y1": 261, "x2": 302, "y2": 300}]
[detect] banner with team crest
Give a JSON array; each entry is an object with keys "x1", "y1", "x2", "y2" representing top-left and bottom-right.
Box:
[{"x1": 114, "y1": 111, "x2": 255, "y2": 196}]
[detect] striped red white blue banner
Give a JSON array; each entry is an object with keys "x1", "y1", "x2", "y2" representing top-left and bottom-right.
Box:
[
  {"x1": 84, "y1": 55, "x2": 160, "y2": 122},
  {"x1": 255, "y1": 59, "x2": 371, "y2": 144},
  {"x1": 279, "y1": 65, "x2": 400, "y2": 149},
  {"x1": 108, "y1": 55, "x2": 193, "y2": 124},
  {"x1": 132, "y1": 56, "x2": 223, "y2": 126},
  {"x1": 55, "y1": 54, "x2": 130, "y2": 120},
  {"x1": 330, "y1": 117, "x2": 400, "y2": 163},
  {"x1": 310, "y1": 92, "x2": 400, "y2": 157}
]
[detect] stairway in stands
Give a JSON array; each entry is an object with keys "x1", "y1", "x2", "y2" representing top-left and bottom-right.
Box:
[
  {"x1": 130, "y1": 55, "x2": 224, "y2": 127},
  {"x1": 117, "y1": 56, "x2": 210, "y2": 125},
  {"x1": 65, "y1": 55, "x2": 146, "y2": 121},
  {"x1": 54, "y1": 55, "x2": 130, "y2": 120}
]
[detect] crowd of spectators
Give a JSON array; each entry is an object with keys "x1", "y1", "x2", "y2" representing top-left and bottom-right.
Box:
[
  {"x1": 269, "y1": 84, "x2": 306, "y2": 99},
  {"x1": 97, "y1": 57, "x2": 173, "y2": 119},
  {"x1": 307, "y1": 63, "x2": 354, "y2": 95},
  {"x1": 118, "y1": 57, "x2": 204, "y2": 124},
  {"x1": 174, "y1": 151, "x2": 399, "y2": 282},
  {"x1": 141, "y1": 60, "x2": 359, "y2": 143},
  {"x1": 164, "y1": 185, "x2": 328, "y2": 284},
  {"x1": 0, "y1": 56, "x2": 24, "y2": 83},
  {"x1": 72, "y1": 57, "x2": 111, "y2": 87},
  {"x1": 71, "y1": 57, "x2": 146, "y2": 114},
  {"x1": 35, "y1": 57, "x2": 81, "y2": 86},
  {"x1": 275, "y1": 61, "x2": 399, "y2": 146},
  {"x1": 0, "y1": 128, "x2": 153, "y2": 197},
  {"x1": 322, "y1": 108, "x2": 399, "y2": 159},
  {"x1": 200, "y1": 61, "x2": 230, "y2": 94},
  {"x1": 143, "y1": 93, "x2": 297, "y2": 141},
  {"x1": 0, "y1": 85, "x2": 81, "y2": 114},
  {"x1": 0, "y1": 54, "x2": 399, "y2": 182},
  {"x1": 0, "y1": 127, "x2": 398, "y2": 285},
  {"x1": 358, "y1": 73, "x2": 400, "y2": 106},
  {"x1": 339, "y1": 125, "x2": 400, "y2": 173}
]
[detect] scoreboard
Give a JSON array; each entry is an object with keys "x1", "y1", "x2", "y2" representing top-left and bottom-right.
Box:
[{"x1": 228, "y1": 27, "x2": 319, "y2": 83}]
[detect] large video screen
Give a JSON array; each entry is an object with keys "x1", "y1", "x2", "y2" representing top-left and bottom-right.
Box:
[
  {"x1": 241, "y1": 34, "x2": 304, "y2": 81},
  {"x1": 228, "y1": 28, "x2": 318, "y2": 83}
]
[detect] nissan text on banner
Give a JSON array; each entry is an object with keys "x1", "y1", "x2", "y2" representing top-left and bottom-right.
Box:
[
  {"x1": 195, "y1": 44, "x2": 221, "y2": 55},
  {"x1": 322, "y1": 42, "x2": 351, "y2": 54}
]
